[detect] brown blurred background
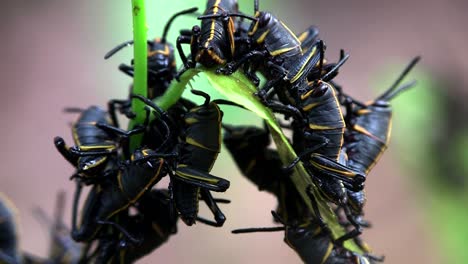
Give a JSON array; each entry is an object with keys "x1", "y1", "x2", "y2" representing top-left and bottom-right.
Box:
[{"x1": 1, "y1": 0, "x2": 467, "y2": 263}]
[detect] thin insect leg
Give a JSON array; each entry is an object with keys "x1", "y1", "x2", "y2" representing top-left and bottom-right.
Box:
[
  {"x1": 283, "y1": 141, "x2": 329, "y2": 172},
  {"x1": 198, "y1": 189, "x2": 226, "y2": 227},
  {"x1": 305, "y1": 186, "x2": 330, "y2": 235},
  {"x1": 96, "y1": 220, "x2": 142, "y2": 245}
]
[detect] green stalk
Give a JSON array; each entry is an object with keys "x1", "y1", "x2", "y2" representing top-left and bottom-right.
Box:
[{"x1": 128, "y1": 0, "x2": 147, "y2": 152}]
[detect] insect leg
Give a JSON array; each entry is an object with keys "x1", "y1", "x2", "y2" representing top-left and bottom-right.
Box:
[
  {"x1": 195, "y1": 189, "x2": 226, "y2": 227},
  {"x1": 54, "y1": 137, "x2": 79, "y2": 166}
]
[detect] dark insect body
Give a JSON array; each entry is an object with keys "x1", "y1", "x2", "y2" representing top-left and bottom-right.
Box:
[
  {"x1": 342, "y1": 57, "x2": 420, "y2": 215},
  {"x1": 278, "y1": 48, "x2": 365, "y2": 227},
  {"x1": 216, "y1": 0, "x2": 325, "y2": 104},
  {"x1": 104, "y1": 7, "x2": 199, "y2": 128},
  {"x1": 172, "y1": 89, "x2": 230, "y2": 226},
  {"x1": 54, "y1": 95, "x2": 171, "y2": 244},
  {"x1": 283, "y1": 221, "x2": 374, "y2": 264},
  {"x1": 223, "y1": 124, "x2": 310, "y2": 223},
  {"x1": 223, "y1": 124, "x2": 361, "y2": 246},
  {"x1": 54, "y1": 106, "x2": 119, "y2": 183},
  {"x1": 177, "y1": 0, "x2": 256, "y2": 69},
  {"x1": 81, "y1": 189, "x2": 179, "y2": 264},
  {"x1": 224, "y1": 38, "x2": 365, "y2": 243},
  {"x1": 56, "y1": 6, "x2": 196, "y2": 244},
  {"x1": 233, "y1": 210, "x2": 376, "y2": 264},
  {"x1": 70, "y1": 146, "x2": 174, "y2": 243}
]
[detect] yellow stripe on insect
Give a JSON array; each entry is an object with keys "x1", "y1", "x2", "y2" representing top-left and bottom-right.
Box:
[
  {"x1": 297, "y1": 31, "x2": 308, "y2": 42},
  {"x1": 386, "y1": 115, "x2": 393, "y2": 145},
  {"x1": 353, "y1": 124, "x2": 384, "y2": 143},
  {"x1": 301, "y1": 88, "x2": 315, "y2": 100},
  {"x1": 302, "y1": 101, "x2": 321, "y2": 111},
  {"x1": 148, "y1": 44, "x2": 170, "y2": 56},
  {"x1": 270, "y1": 46, "x2": 296, "y2": 56},
  {"x1": 109, "y1": 160, "x2": 165, "y2": 219},
  {"x1": 290, "y1": 46, "x2": 318, "y2": 83},
  {"x1": 321, "y1": 242, "x2": 334, "y2": 264},
  {"x1": 228, "y1": 18, "x2": 236, "y2": 55},
  {"x1": 72, "y1": 127, "x2": 80, "y2": 145},
  {"x1": 356, "y1": 108, "x2": 372, "y2": 115},
  {"x1": 204, "y1": 0, "x2": 222, "y2": 48},
  {"x1": 186, "y1": 137, "x2": 219, "y2": 152},
  {"x1": 78, "y1": 145, "x2": 116, "y2": 151},
  {"x1": 310, "y1": 160, "x2": 357, "y2": 177},
  {"x1": 248, "y1": 12, "x2": 261, "y2": 36},
  {"x1": 176, "y1": 166, "x2": 219, "y2": 184},
  {"x1": 185, "y1": 117, "x2": 199, "y2": 125},
  {"x1": 280, "y1": 21, "x2": 300, "y2": 44},
  {"x1": 256, "y1": 29, "x2": 270, "y2": 44},
  {"x1": 80, "y1": 156, "x2": 107, "y2": 170},
  {"x1": 308, "y1": 124, "x2": 333, "y2": 130}
]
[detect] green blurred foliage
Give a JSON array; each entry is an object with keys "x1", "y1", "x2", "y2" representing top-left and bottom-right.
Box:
[{"x1": 374, "y1": 62, "x2": 468, "y2": 263}]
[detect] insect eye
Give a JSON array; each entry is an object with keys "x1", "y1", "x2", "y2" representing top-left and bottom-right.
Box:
[{"x1": 258, "y1": 12, "x2": 271, "y2": 27}]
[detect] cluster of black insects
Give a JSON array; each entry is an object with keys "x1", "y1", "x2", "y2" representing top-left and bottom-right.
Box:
[{"x1": 0, "y1": 0, "x2": 420, "y2": 263}]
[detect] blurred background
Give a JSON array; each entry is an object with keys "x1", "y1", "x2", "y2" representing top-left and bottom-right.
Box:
[{"x1": 0, "y1": 0, "x2": 467, "y2": 263}]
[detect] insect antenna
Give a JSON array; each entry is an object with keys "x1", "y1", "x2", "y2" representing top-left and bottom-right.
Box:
[
  {"x1": 322, "y1": 50, "x2": 350, "y2": 82},
  {"x1": 231, "y1": 211, "x2": 287, "y2": 234},
  {"x1": 191, "y1": 89, "x2": 211, "y2": 106},
  {"x1": 161, "y1": 7, "x2": 199, "y2": 43},
  {"x1": 376, "y1": 56, "x2": 420, "y2": 101}
]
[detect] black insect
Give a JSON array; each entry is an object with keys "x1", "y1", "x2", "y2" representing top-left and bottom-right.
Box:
[
  {"x1": 54, "y1": 106, "x2": 118, "y2": 183},
  {"x1": 297, "y1": 25, "x2": 320, "y2": 53},
  {"x1": 55, "y1": 97, "x2": 170, "y2": 243},
  {"x1": 0, "y1": 193, "x2": 21, "y2": 264},
  {"x1": 222, "y1": 124, "x2": 364, "y2": 246},
  {"x1": 171, "y1": 89, "x2": 230, "y2": 226},
  {"x1": 341, "y1": 57, "x2": 420, "y2": 218},
  {"x1": 54, "y1": 103, "x2": 155, "y2": 184},
  {"x1": 246, "y1": 44, "x2": 365, "y2": 243},
  {"x1": 177, "y1": 0, "x2": 256, "y2": 69},
  {"x1": 233, "y1": 210, "x2": 379, "y2": 264},
  {"x1": 104, "y1": 7, "x2": 199, "y2": 128},
  {"x1": 216, "y1": 0, "x2": 325, "y2": 104},
  {"x1": 69, "y1": 145, "x2": 175, "y2": 243},
  {"x1": 223, "y1": 124, "x2": 311, "y2": 223},
  {"x1": 78, "y1": 189, "x2": 178, "y2": 264}
]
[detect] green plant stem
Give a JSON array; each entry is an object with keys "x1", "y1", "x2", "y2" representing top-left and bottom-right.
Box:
[{"x1": 128, "y1": 0, "x2": 147, "y2": 152}]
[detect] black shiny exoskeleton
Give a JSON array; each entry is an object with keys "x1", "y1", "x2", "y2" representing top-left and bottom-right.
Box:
[
  {"x1": 105, "y1": 7, "x2": 198, "y2": 94},
  {"x1": 177, "y1": 0, "x2": 256, "y2": 69},
  {"x1": 54, "y1": 106, "x2": 119, "y2": 183},
  {"x1": 223, "y1": 124, "x2": 311, "y2": 223},
  {"x1": 70, "y1": 146, "x2": 175, "y2": 243},
  {"x1": 80, "y1": 189, "x2": 179, "y2": 264},
  {"x1": 233, "y1": 210, "x2": 378, "y2": 264},
  {"x1": 342, "y1": 57, "x2": 420, "y2": 215},
  {"x1": 171, "y1": 89, "x2": 230, "y2": 226},
  {"x1": 104, "y1": 7, "x2": 199, "y2": 129},
  {"x1": 216, "y1": 0, "x2": 325, "y2": 104}
]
